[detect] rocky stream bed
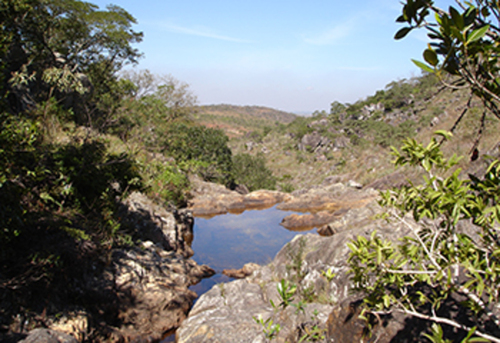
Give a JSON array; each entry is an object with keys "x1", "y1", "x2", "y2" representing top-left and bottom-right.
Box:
[{"x1": 15, "y1": 175, "x2": 480, "y2": 342}]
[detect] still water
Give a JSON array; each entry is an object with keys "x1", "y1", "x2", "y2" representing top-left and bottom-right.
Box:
[
  {"x1": 162, "y1": 205, "x2": 316, "y2": 342},
  {"x1": 189, "y1": 205, "x2": 316, "y2": 295}
]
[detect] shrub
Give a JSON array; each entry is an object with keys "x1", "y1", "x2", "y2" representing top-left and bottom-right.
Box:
[
  {"x1": 232, "y1": 153, "x2": 276, "y2": 191},
  {"x1": 144, "y1": 162, "x2": 189, "y2": 207},
  {"x1": 348, "y1": 132, "x2": 500, "y2": 342},
  {"x1": 162, "y1": 123, "x2": 233, "y2": 185}
]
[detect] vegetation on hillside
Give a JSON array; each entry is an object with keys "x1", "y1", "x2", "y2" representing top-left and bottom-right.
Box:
[
  {"x1": 1, "y1": 0, "x2": 146, "y2": 338},
  {"x1": 194, "y1": 104, "x2": 297, "y2": 139},
  {"x1": 0, "y1": 0, "x2": 275, "y2": 339}
]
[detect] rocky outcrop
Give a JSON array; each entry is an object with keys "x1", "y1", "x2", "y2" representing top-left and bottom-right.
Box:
[
  {"x1": 16, "y1": 192, "x2": 214, "y2": 342},
  {"x1": 297, "y1": 132, "x2": 331, "y2": 153},
  {"x1": 188, "y1": 176, "x2": 376, "y2": 233},
  {"x1": 119, "y1": 191, "x2": 195, "y2": 258},
  {"x1": 108, "y1": 241, "x2": 214, "y2": 342},
  {"x1": 188, "y1": 175, "x2": 292, "y2": 217},
  {"x1": 277, "y1": 182, "x2": 377, "y2": 230},
  {"x1": 177, "y1": 194, "x2": 416, "y2": 342},
  {"x1": 222, "y1": 263, "x2": 261, "y2": 279}
]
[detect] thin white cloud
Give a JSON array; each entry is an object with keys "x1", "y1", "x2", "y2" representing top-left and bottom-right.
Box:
[
  {"x1": 303, "y1": 21, "x2": 354, "y2": 45},
  {"x1": 153, "y1": 21, "x2": 250, "y2": 43},
  {"x1": 303, "y1": 20, "x2": 356, "y2": 45}
]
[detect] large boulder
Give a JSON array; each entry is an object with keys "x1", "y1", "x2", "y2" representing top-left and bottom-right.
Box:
[
  {"x1": 119, "y1": 191, "x2": 194, "y2": 258},
  {"x1": 298, "y1": 132, "x2": 331, "y2": 153},
  {"x1": 110, "y1": 241, "x2": 215, "y2": 342}
]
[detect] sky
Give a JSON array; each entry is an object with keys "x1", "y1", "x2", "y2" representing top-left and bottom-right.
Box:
[{"x1": 90, "y1": 0, "x2": 457, "y2": 114}]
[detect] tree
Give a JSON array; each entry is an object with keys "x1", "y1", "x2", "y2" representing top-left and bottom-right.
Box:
[
  {"x1": 395, "y1": 0, "x2": 500, "y2": 150},
  {"x1": 347, "y1": 1, "x2": 500, "y2": 341},
  {"x1": 1, "y1": 0, "x2": 142, "y2": 127},
  {"x1": 0, "y1": 1, "x2": 143, "y2": 332},
  {"x1": 116, "y1": 70, "x2": 198, "y2": 142},
  {"x1": 162, "y1": 123, "x2": 234, "y2": 185}
]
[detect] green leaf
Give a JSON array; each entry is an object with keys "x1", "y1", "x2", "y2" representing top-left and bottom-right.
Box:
[
  {"x1": 449, "y1": 6, "x2": 464, "y2": 30},
  {"x1": 423, "y1": 49, "x2": 439, "y2": 66},
  {"x1": 467, "y1": 25, "x2": 490, "y2": 44},
  {"x1": 395, "y1": 27, "x2": 413, "y2": 40},
  {"x1": 433, "y1": 130, "x2": 453, "y2": 139},
  {"x1": 412, "y1": 59, "x2": 434, "y2": 73},
  {"x1": 396, "y1": 14, "x2": 407, "y2": 23}
]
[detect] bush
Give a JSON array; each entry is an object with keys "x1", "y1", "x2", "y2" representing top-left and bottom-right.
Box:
[
  {"x1": 232, "y1": 153, "x2": 276, "y2": 191},
  {"x1": 144, "y1": 162, "x2": 189, "y2": 207},
  {"x1": 162, "y1": 123, "x2": 233, "y2": 185},
  {"x1": 348, "y1": 132, "x2": 500, "y2": 342}
]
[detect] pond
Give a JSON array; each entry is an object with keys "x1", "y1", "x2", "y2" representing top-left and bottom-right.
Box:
[
  {"x1": 162, "y1": 205, "x2": 316, "y2": 342},
  {"x1": 189, "y1": 205, "x2": 317, "y2": 296}
]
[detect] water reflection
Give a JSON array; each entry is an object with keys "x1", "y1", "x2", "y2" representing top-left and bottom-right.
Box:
[{"x1": 189, "y1": 205, "x2": 316, "y2": 294}]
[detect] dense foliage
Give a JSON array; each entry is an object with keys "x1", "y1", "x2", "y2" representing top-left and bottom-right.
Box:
[
  {"x1": 232, "y1": 153, "x2": 276, "y2": 192},
  {"x1": 0, "y1": 0, "x2": 146, "y2": 335},
  {"x1": 349, "y1": 132, "x2": 500, "y2": 342},
  {"x1": 396, "y1": 0, "x2": 500, "y2": 149},
  {"x1": 162, "y1": 123, "x2": 233, "y2": 184},
  {"x1": 1, "y1": 0, "x2": 142, "y2": 128},
  {"x1": 348, "y1": 1, "x2": 500, "y2": 341}
]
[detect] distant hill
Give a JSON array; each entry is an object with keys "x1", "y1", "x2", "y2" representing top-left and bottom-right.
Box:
[
  {"x1": 194, "y1": 104, "x2": 298, "y2": 138},
  {"x1": 227, "y1": 74, "x2": 500, "y2": 191}
]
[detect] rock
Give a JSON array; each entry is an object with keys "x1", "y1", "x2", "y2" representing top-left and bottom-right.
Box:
[
  {"x1": 277, "y1": 183, "x2": 377, "y2": 213},
  {"x1": 365, "y1": 171, "x2": 409, "y2": 190},
  {"x1": 299, "y1": 132, "x2": 331, "y2": 152},
  {"x1": 347, "y1": 179, "x2": 363, "y2": 189},
  {"x1": 188, "y1": 175, "x2": 377, "y2": 221},
  {"x1": 175, "y1": 280, "x2": 267, "y2": 343},
  {"x1": 234, "y1": 184, "x2": 250, "y2": 195},
  {"x1": 430, "y1": 116, "x2": 440, "y2": 126},
  {"x1": 243, "y1": 190, "x2": 291, "y2": 210},
  {"x1": 18, "y1": 329, "x2": 78, "y2": 343},
  {"x1": 332, "y1": 136, "x2": 349, "y2": 149},
  {"x1": 188, "y1": 175, "x2": 292, "y2": 217},
  {"x1": 47, "y1": 311, "x2": 88, "y2": 342},
  {"x1": 110, "y1": 243, "x2": 215, "y2": 341},
  {"x1": 308, "y1": 118, "x2": 329, "y2": 128},
  {"x1": 361, "y1": 102, "x2": 384, "y2": 117},
  {"x1": 280, "y1": 211, "x2": 339, "y2": 231},
  {"x1": 317, "y1": 224, "x2": 335, "y2": 236},
  {"x1": 315, "y1": 154, "x2": 327, "y2": 162},
  {"x1": 326, "y1": 298, "x2": 411, "y2": 343},
  {"x1": 177, "y1": 192, "x2": 424, "y2": 343},
  {"x1": 222, "y1": 263, "x2": 261, "y2": 279},
  {"x1": 119, "y1": 192, "x2": 194, "y2": 258}
]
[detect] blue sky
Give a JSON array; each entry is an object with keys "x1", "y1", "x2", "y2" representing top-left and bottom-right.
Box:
[{"x1": 91, "y1": 0, "x2": 456, "y2": 113}]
